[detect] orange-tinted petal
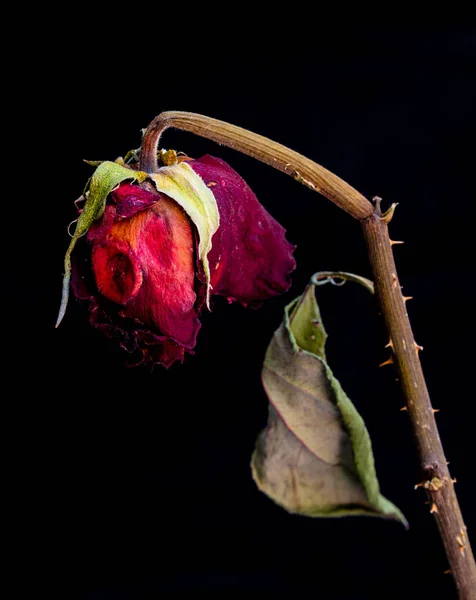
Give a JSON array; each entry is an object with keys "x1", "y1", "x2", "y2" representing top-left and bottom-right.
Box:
[{"x1": 84, "y1": 187, "x2": 200, "y2": 367}]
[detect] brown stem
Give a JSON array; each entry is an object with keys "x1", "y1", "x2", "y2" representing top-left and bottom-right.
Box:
[
  {"x1": 362, "y1": 199, "x2": 476, "y2": 600},
  {"x1": 140, "y1": 111, "x2": 373, "y2": 220},
  {"x1": 140, "y1": 112, "x2": 476, "y2": 599}
]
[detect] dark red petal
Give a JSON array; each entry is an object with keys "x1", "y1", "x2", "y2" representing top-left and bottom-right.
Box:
[
  {"x1": 190, "y1": 155, "x2": 296, "y2": 304},
  {"x1": 90, "y1": 306, "x2": 191, "y2": 369},
  {"x1": 135, "y1": 330, "x2": 190, "y2": 369},
  {"x1": 110, "y1": 183, "x2": 162, "y2": 218},
  {"x1": 87, "y1": 204, "x2": 117, "y2": 242},
  {"x1": 84, "y1": 298, "x2": 193, "y2": 369}
]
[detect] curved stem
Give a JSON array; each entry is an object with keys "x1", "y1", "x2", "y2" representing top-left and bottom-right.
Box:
[{"x1": 140, "y1": 111, "x2": 373, "y2": 220}]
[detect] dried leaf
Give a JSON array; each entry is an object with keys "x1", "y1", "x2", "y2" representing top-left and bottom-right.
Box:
[{"x1": 252, "y1": 283, "x2": 406, "y2": 525}]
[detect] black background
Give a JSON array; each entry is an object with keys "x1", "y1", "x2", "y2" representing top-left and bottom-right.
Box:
[{"x1": 13, "y1": 25, "x2": 476, "y2": 599}]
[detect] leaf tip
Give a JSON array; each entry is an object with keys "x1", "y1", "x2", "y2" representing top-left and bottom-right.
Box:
[{"x1": 56, "y1": 271, "x2": 71, "y2": 328}]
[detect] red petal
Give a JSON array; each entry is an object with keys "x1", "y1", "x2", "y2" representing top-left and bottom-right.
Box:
[
  {"x1": 190, "y1": 156, "x2": 296, "y2": 304},
  {"x1": 110, "y1": 183, "x2": 162, "y2": 218},
  {"x1": 92, "y1": 240, "x2": 143, "y2": 304},
  {"x1": 79, "y1": 189, "x2": 200, "y2": 367}
]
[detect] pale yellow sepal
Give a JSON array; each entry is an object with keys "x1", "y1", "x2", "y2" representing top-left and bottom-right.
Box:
[{"x1": 150, "y1": 162, "x2": 220, "y2": 308}]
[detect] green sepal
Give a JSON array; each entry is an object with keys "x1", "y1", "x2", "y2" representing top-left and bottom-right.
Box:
[{"x1": 56, "y1": 161, "x2": 147, "y2": 327}]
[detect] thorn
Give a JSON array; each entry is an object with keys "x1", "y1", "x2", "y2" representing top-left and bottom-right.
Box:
[
  {"x1": 415, "y1": 478, "x2": 444, "y2": 492},
  {"x1": 389, "y1": 239, "x2": 404, "y2": 246},
  {"x1": 400, "y1": 406, "x2": 408, "y2": 411},
  {"x1": 452, "y1": 478, "x2": 457, "y2": 484},
  {"x1": 427, "y1": 477, "x2": 444, "y2": 491},
  {"x1": 443, "y1": 569, "x2": 451, "y2": 575},
  {"x1": 385, "y1": 339, "x2": 394, "y2": 349},
  {"x1": 392, "y1": 273, "x2": 398, "y2": 288},
  {"x1": 381, "y1": 202, "x2": 398, "y2": 223},
  {"x1": 403, "y1": 296, "x2": 413, "y2": 303},
  {"x1": 456, "y1": 536, "x2": 465, "y2": 555},
  {"x1": 432, "y1": 408, "x2": 440, "y2": 414},
  {"x1": 430, "y1": 503, "x2": 438, "y2": 513},
  {"x1": 414, "y1": 342, "x2": 424, "y2": 354},
  {"x1": 379, "y1": 356, "x2": 394, "y2": 367}
]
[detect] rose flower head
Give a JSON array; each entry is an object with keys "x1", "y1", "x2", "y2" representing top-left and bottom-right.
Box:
[{"x1": 57, "y1": 150, "x2": 296, "y2": 368}]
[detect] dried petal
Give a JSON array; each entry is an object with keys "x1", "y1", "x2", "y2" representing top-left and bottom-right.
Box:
[
  {"x1": 190, "y1": 156, "x2": 296, "y2": 304},
  {"x1": 85, "y1": 193, "x2": 200, "y2": 367}
]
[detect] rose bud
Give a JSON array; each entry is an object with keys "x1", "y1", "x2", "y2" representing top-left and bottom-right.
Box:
[{"x1": 57, "y1": 152, "x2": 296, "y2": 368}]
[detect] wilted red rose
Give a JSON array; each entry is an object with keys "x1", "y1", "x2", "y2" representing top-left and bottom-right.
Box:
[{"x1": 69, "y1": 155, "x2": 295, "y2": 368}]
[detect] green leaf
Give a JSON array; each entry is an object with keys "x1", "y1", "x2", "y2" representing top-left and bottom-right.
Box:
[
  {"x1": 149, "y1": 162, "x2": 220, "y2": 309},
  {"x1": 251, "y1": 283, "x2": 407, "y2": 525},
  {"x1": 56, "y1": 161, "x2": 147, "y2": 327}
]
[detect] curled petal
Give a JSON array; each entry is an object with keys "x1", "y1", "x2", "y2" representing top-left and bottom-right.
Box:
[
  {"x1": 111, "y1": 183, "x2": 163, "y2": 218},
  {"x1": 92, "y1": 240, "x2": 143, "y2": 304}
]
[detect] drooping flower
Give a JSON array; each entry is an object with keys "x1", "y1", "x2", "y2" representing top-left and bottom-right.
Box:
[{"x1": 58, "y1": 153, "x2": 296, "y2": 368}]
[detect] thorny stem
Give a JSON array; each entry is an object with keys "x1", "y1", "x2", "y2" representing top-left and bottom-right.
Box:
[
  {"x1": 140, "y1": 112, "x2": 476, "y2": 599},
  {"x1": 362, "y1": 200, "x2": 476, "y2": 599}
]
